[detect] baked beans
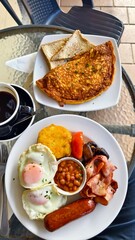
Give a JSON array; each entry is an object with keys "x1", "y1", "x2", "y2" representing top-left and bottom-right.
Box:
[{"x1": 54, "y1": 159, "x2": 83, "y2": 192}]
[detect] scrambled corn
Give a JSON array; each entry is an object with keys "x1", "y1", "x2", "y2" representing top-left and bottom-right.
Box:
[{"x1": 37, "y1": 124, "x2": 72, "y2": 159}]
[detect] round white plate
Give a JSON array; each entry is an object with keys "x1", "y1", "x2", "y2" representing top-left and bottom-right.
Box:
[
  {"x1": 5, "y1": 115, "x2": 128, "y2": 240},
  {"x1": 33, "y1": 34, "x2": 122, "y2": 112}
]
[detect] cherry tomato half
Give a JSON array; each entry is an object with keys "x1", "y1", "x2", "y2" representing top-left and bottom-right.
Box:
[{"x1": 71, "y1": 132, "x2": 84, "y2": 160}]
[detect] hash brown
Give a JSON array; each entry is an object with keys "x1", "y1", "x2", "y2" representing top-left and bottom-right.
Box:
[
  {"x1": 37, "y1": 124, "x2": 72, "y2": 159},
  {"x1": 36, "y1": 41, "x2": 116, "y2": 107}
]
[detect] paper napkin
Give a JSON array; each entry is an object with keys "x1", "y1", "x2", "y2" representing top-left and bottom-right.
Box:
[{"x1": 5, "y1": 52, "x2": 37, "y2": 73}]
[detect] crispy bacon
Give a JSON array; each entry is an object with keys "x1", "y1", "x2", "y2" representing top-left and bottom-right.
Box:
[
  {"x1": 101, "y1": 157, "x2": 117, "y2": 177},
  {"x1": 86, "y1": 156, "x2": 105, "y2": 179},
  {"x1": 80, "y1": 155, "x2": 118, "y2": 205},
  {"x1": 87, "y1": 173, "x2": 108, "y2": 196},
  {"x1": 95, "y1": 180, "x2": 118, "y2": 205},
  {"x1": 80, "y1": 185, "x2": 96, "y2": 198}
]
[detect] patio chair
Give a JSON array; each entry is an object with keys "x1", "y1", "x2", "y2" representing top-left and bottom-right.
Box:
[
  {"x1": 1, "y1": 0, "x2": 124, "y2": 45},
  {"x1": 0, "y1": 0, "x2": 22, "y2": 25},
  {"x1": 19, "y1": 0, "x2": 124, "y2": 45}
]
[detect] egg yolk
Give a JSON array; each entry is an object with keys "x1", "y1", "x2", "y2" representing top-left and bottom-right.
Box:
[
  {"x1": 22, "y1": 163, "x2": 44, "y2": 185},
  {"x1": 28, "y1": 192, "x2": 48, "y2": 205}
]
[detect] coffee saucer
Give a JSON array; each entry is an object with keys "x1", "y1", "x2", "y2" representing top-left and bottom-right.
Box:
[{"x1": 0, "y1": 84, "x2": 36, "y2": 142}]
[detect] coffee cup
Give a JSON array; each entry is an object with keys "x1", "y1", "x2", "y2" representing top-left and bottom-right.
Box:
[{"x1": 0, "y1": 82, "x2": 33, "y2": 127}]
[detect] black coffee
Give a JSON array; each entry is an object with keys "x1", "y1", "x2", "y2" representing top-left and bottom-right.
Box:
[{"x1": 0, "y1": 91, "x2": 17, "y2": 123}]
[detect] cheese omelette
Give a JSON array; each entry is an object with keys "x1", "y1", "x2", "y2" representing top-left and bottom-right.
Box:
[{"x1": 36, "y1": 41, "x2": 116, "y2": 107}]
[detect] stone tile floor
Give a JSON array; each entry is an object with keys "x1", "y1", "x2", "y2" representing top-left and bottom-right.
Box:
[{"x1": 0, "y1": 0, "x2": 135, "y2": 85}]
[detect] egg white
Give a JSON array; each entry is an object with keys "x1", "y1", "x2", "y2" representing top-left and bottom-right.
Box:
[
  {"x1": 22, "y1": 184, "x2": 67, "y2": 219},
  {"x1": 18, "y1": 143, "x2": 58, "y2": 189}
]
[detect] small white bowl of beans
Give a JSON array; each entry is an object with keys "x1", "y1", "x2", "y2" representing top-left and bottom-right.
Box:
[{"x1": 54, "y1": 157, "x2": 86, "y2": 196}]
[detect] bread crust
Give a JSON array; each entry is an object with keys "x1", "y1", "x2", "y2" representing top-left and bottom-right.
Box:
[
  {"x1": 41, "y1": 38, "x2": 68, "y2": 69},
  {"x1": 41, "y1": 30, "x2": 94, "y2": 69},
  {"x1": 51, "y1": 30, "x2": 94, "y2": 61}
]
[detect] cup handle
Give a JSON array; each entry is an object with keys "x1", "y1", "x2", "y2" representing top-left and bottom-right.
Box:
[{"x1": 19, "y1": 105, "x2": 34, "y2": 116}]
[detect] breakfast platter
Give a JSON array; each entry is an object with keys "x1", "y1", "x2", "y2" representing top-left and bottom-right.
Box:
[
  {"x1": 33, "y1": 31, "x2": 122, "y2": 112},
  {"x1": 5, "y1": 114, "x2": 128, "y2": 240}
]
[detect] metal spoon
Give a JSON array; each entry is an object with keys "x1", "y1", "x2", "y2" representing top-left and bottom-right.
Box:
[{"x1": 0, "y1": 108, "x2": 43, "y2": 137}]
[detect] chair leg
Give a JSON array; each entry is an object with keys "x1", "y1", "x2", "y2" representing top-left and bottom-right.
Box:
[
  {"x1": 82, "y1": 0, "x2": 94, "y2": 8},
  {"x1": 1, "y1": 0, "x2": 22, "y2": 25}
]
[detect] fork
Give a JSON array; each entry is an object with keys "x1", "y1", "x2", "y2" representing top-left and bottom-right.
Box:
[{"x1": 0, "y1": 143, "x2": 9, "y2": 236}]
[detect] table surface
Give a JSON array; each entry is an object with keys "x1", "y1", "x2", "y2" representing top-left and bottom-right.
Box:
[{"x1": 0, "y1": 25, "x2": 135, "y2": 239}]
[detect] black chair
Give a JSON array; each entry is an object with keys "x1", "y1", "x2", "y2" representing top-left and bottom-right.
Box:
[
  {"x1": 1, "y1": 0, "x2": 124, "y2": 46},
  {"x1": 0, "y1": 0, "x2": 22, "y2": 25},
  {"x1": 19, "y1": 0, "x2": 124, "y2": 45}
]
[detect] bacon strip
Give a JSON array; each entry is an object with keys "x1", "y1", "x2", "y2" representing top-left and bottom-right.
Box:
[
  {"x1": 81, "y1": 155, "x2": 118, "y2": 205},
  {"x1": 86, "y1": 156, "x2": 105, "y2": 179}
]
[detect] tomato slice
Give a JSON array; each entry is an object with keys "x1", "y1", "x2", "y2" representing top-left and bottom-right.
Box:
[{"x1": 71, "y1": 132, "x2": 84, "y2": 160}]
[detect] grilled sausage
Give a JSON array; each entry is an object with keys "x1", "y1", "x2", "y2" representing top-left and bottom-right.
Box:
[{"x1": 44, "y1": 198, "x2": 96, "y2": 231}]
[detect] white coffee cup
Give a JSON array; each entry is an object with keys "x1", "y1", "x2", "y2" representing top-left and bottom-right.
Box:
[
  {"x1": 0, "y1": 82, "x2": 33, "y2": 127},
  {"x1": 0, "y1": 82, "x2": 20, "y2": 126}
]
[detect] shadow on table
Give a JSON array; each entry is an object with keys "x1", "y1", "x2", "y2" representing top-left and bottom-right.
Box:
[{"x1": 0, "y1": 215, "x2": 42, "y2": 239}]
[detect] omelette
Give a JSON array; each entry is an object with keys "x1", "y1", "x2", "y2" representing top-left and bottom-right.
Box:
[{"x1": 36, "y1": 41, "x2": 116, "y2": 107}]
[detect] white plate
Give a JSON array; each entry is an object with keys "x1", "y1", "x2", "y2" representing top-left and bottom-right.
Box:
[
  {"x1": 33, "y1": 34, "x2": 122, "y2": 112},
  {"x1": 5, "y1": 114, "x2": 128, "y2": 240}
]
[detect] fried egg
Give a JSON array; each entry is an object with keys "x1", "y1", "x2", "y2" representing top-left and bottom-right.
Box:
[
  {"x1": 18, "y1": 143, "x2": 58, "y2": 189},
  {"x1": 22, "y1": 184, "x2": 67, "y2": 219}
]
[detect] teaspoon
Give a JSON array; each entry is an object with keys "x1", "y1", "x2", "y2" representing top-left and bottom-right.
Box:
[{"x1": 0, "y1": 108, "x2": 43, "y2": 137}]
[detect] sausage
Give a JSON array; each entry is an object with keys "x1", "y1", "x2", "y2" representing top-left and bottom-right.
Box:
[{"x1": 44, "y1": 198, "x2": 96, "y2": 232}]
